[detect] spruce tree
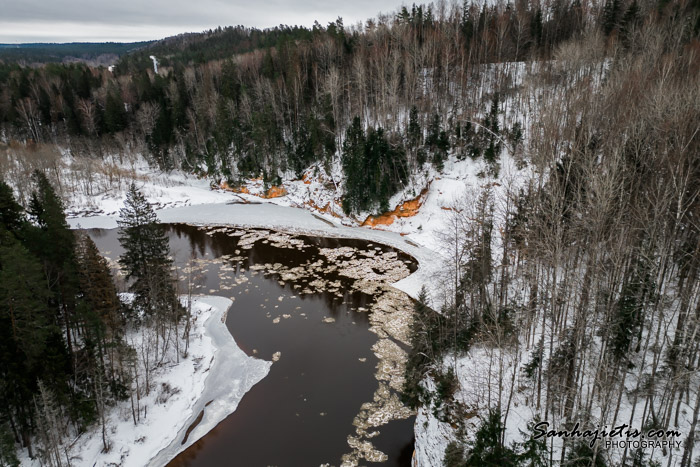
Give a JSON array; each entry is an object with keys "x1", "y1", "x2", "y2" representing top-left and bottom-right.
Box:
[
  {"x1": 408, "y1": 105, "x2": 421, "y2": 147},
  {"x1": 602, "y1": 0, "x2": 621, "y2": 35},
  {"x1": 0, "y1": 422, "x2": 19, "y2": 467},
  {"x1": 341, "y1": 117, "x2": 366, "y2": 214},
  {"x1": 76, "y1": 233, "x2": 122, "y2": 339},
  {"x1": 75, "y1": 232, "x2": 127, "y2": 399},
  {"x1": 0, "y1": 180, "x2": 25, "y2": 236},
  {"x1": 104, "y1": 88, "x2": 127, "y2": 134},
  {"x1": 518, "y1": 418, "x2": 548, "y2": 467},
  {"x1": 118, "y1": 183, "x2": 179, "y2": 322},
  {"x1": 483, "y1": 93, "x2": 502, "y2": 164},
  {"x1": 26, "y1": 170, "x2": 79, "y2": 366},
  {"x1": 0, "y1": 230, "x2": 71, "y2": 455},
  {"x1": 403, "y1": 286, "x2": 442, "y2": 408},
  {"x1": 464, "y1": 408, "x2": 519, "y2": 466}
]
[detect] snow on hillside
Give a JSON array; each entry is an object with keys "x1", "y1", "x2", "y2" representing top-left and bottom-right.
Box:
[
  {"x1": 62, "y1": 155, "x2": 235, "y2": 218},
  {"x1": 60, "y1": 62, "x2": 538, "y2": 464}
]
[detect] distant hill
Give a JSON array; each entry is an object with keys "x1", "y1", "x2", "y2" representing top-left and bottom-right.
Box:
[
  {"x1": 116, "y1": 25, "x2": 315, "y2": 73},
  {"x1": 0, "y1": 41, "x2": 155, "y2": 65},
  {"x1": 0, "y1": 25, "x2": 314, "y2": 70}
]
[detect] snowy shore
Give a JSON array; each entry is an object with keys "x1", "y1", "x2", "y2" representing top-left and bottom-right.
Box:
[
  {"x1": 18, "y1": 295, "x2": 270, "y2": 467},
  {"x1": 66, "y1": 188, "x2": 456, "y2": 466},
  {"x1": 147, "y1": 296, "x2": 271, "y2": 466}
]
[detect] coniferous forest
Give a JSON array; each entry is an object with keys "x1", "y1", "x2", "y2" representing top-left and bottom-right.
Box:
[
  {"x1": 0, "y1": 0, "x2": 699, "y2": 465},
  {"x1": 0, "y1": 175, "x2": 183, "y2": 465}
]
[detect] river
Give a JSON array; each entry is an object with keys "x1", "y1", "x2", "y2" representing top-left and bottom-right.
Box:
[{"x1": 86, "y1": 223, "x2": 418, "y2": 466}]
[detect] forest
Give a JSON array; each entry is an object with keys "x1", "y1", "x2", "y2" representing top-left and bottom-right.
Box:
[
  {"x1": 0, "y1": 42, "x2": 155, "y2": 66},
  {"x1": 1, "y1": 0, "x2": 650, "y2": 213},
  {"x1": 0, "y1": 0, "x2": 699, "y2": 465},
  {"x1": 0, "y1": 174, "x2": 187, "y2": 465}
]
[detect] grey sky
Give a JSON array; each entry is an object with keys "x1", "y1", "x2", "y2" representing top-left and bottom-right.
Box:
[{"x1": 0, "y1": 0, "x2": 406, "y2": 43}]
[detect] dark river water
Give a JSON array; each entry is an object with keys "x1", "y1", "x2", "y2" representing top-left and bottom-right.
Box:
[{"x1": 86, "y1": 224, "x2": 416, "y2": 467}]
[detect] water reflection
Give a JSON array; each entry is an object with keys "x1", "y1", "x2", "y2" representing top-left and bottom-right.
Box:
[{"x1": 87, "y1": 224, "x2": 417, "y2": 467}]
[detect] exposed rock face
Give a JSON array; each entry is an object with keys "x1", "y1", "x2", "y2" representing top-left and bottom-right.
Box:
[{"x1": 361, "y1": 185, "x2": 430, "y2": 227}]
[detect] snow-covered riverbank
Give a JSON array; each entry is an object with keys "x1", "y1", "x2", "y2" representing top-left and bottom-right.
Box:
[
  {"x1": 147, "y1": 296, "x2": 271, "y2": 466},
  {"x1": 68, "y1": 201, "x2": 441, "y2": 466},
  {"x1": 65, "y1": 171, "x2": 483, "y2": 466},
  {"x1": 19, "y1": 296, "x2": 270, "y2": 467}
]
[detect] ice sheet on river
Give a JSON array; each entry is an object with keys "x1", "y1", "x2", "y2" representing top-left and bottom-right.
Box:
[{"x1": 147, "y1": 296, "x2": 271, "y2": 466}]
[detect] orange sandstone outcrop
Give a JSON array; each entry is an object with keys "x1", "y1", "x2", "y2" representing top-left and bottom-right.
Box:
[
  {"x1": 264, "y1": 186, "x2": 287, "y2": 198},
  {"x1": 361, "y1": 185, "x2": 430, "y2": 228},
  {"x1": 305, "y1": 199, "x2": 343, "y2": 218},
  {"x1": 220, "y1": 180, "x2": 286, "y2": 198},
  {"x1": 220, "y1": 181, "x2": 251, "y2": 194}
]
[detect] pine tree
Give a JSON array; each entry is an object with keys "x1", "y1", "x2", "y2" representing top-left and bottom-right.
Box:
[
  {"x1": 403, "y1": 287, "x2": 438, "y2": 408},
  {"x1": 75, "y1": 231, "x2": 128, "y2": 408},
  {"x1": 341, "y1": 117, "x2": 366, "y2": 214},
  {"x1": 620, "y1": 0, "x2": 640, "y2": 45},
  {"x1": 0, "y1": 422, "x2": 19, "y2": 467},
  {"x1": 104, "y1": 88, "x2": 127, "y2": 134},
  {"x1": 408, "y1": 105, "x2": 421, "y2": 147},
  {"x1": 26, "y1": 170, "x2": 79, "y2": 368},
  {"x1": 483, "y1": 93, "x2": 501, "y2": 164},
  {"x1": 76, "y1": 233, "x2": 123, "y2": 340},
  {"x1": 518, "y1": 418, "x2": 548, "y2": 467},
  {"x1": 602, "y1": 0, "x2": 622, "y2": 35},
  {"x1": 426, "y1": 113, "x2": 441, "y2": 149},
  {"x1": 564, "y1": 441, "x2": 607, "y2": 466},
  {"x1": 0, "y1": 230, "x2": 58, "y2": 458},
  {"x1": 0, "y1": 233, "x2": 52, "y2": 369}
]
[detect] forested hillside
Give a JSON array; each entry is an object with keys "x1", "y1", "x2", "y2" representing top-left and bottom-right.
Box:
[
  {"x1": 2, "y1": 0, "x2": 664, "y2": 213},
  {"x1": 1, "y1": 0, "x2": 699, "y2": 465},
  {"x1": 0, "y1": 42, "x2": 154, "y2": 66},
  {"x1": 0, "y1": 173, "x2": 195, "y2": 465}
]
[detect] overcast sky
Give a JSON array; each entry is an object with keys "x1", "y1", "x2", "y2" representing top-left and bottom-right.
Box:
[{"x1": 0, "y1": 0, "x2": 407, "y2": 43}]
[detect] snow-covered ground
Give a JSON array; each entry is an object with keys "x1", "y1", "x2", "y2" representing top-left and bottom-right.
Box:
[
  {"x1": 18, "y1": 296, "x2": 270, "y2": 467},
  {"x1": 63, "y1": 149, "x2": 533, "y2": 467},
  {"x1": 64, "y1": 162, "x2": 235, "y2": 218},
  {"x1": 147, "y1": 296, "x2": 271, "y2": 466},
  {"x1": 65, "y1": 151, "x2": 529, "y2": 306},
  {"x1": 62, "y1": 153, "x2": 510, "y2": 466}
]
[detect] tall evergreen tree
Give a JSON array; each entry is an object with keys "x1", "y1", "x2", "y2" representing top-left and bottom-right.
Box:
[
  {"x1": 464, "y1": 408, "x2": 519, "y2": 466},
  {"x1": 76, "y1": 233, "x2": 123, "y2": 340},
  {"x1": 408, "y1": 105, "x2": 422, "y2": 148},
  {"x1": 118, "y1": 183, "x2": 179, "y2": 322},
  {"x1": 26, "y1": 170, "x2": 79, "y2": 364},
  {"x1": 518, "y1": 418, "x2": 548, "y2": 467},
  {"x1": 0, "y1": 422, "x2": 19, "y2": 467},
  {"x1": 602, "y1": 0, "x2": 622, "y2": 35},
  {"x1": 0, "y1": 180, "x2": 25, "y2": 236},
  {"x1": 341, "y1": 117, "x2": 367, "y2": 214},
  {"x1": 104, "y1": 88, "x2": 127, "y2": 134},
  {"x1": 0, "y1": 230, "x2": 71, "y2": 457}
]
